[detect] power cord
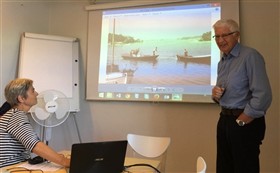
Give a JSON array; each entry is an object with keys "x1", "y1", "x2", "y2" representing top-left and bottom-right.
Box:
[{"x1": 123, "y1": 163, "x2": 161, "y2": 173}]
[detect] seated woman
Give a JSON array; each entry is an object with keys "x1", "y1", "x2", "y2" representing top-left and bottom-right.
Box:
[{"x1": 0, "y1": 78, "x2": 70, "y2": 168}]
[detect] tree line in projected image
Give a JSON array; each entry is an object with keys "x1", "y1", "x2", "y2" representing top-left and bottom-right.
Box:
[{"x1": 108, "y1": 31, "x2": 211, "y2": 44}]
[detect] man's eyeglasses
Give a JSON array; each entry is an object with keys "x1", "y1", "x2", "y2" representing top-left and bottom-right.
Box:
[
  {"x1": 213, "y1": 31, "x2": 237, "y2": 39},
  {"x1": 6, "y1": 167, "x2": 43, "y2": 173}
]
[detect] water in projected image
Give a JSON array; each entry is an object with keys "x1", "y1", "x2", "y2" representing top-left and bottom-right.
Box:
[{"x1": 106, "y1": 38, "x2": 211, "y2": 86}]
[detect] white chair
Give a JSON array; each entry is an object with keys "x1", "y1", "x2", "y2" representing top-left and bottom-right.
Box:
[
  {"x1": 197, "y1": 156, "x2": 207, "y2": 173},
  {"x1": 126, "y1": 133, "x2": 171, "y2": 173}
]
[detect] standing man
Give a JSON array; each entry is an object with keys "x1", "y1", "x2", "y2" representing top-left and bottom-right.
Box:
[{"x1": 212, "y1": 19, "x2": 272, "y2": 173}]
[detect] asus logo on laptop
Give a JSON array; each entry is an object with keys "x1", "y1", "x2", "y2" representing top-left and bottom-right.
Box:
[{"x1": 94, "y1": 158, "x2": 104, "y2": 161}]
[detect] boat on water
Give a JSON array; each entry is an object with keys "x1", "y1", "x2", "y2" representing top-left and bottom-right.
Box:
[
  {"x1": 105, "y1": 72, "x2": 127, "y2": 84},
  {"x1": 122, "y1": 54, "x2": 159, "y2": 61},
  {"x1": 176, "y1": 54, "x2": 211, "y2": 64}
]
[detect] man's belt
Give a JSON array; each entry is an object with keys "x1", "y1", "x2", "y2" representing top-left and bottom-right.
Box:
[{"x1": 221, "y1": 107, "x2": 244, "y2": 117}]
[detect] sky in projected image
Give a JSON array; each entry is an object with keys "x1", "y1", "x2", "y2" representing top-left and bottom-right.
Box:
[
  {"x1": 111, "y1": 12, "x2": 211, "y2": 40},
  {"x1": 99, "y1": 3, "x2": 220, "y2": 87}
]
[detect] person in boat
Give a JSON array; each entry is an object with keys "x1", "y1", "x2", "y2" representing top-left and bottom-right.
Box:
[
  {"x1": 130, "y1": 48, "x2": 139, "y2": 57},
  {"x1": 184, "y1": 49, "x2": 188, "y2": 56},
  {"x1": 153, "y1": 47, "x2": 158, "y2": 56}
]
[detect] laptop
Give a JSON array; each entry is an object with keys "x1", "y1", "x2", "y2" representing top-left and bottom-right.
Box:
[{"x1": 69, "y1": 140, "x2": 127, "y2": 173}]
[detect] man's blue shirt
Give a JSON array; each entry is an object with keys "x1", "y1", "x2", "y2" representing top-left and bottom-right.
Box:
[{"x1": 216, "y1": 43, "x2": 272, "y2": 118}]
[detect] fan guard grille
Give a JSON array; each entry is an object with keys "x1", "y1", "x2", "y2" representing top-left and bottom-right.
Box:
[{"x1": 30, "y1": 90, "x2": 70, "y2": 127}]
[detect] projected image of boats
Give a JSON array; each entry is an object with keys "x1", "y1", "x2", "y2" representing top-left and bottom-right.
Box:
[
  {"x1": 105, "y1": 72, "x2": 127, "y2": 84},
  {"x1": 176, "y1": 54, "x2": 211, "y2": 65},
  {"x1": 121, "y1": 47, "x2": 159, "y2": 62},
  {"x1": 107, "y1": 44, "x2": 211, "y2": 85},
  {"x1": 122, "y1": 54, "x2": 158, "y2": 61},
  {"x1": 105, "y1": 63, "x2": 136, "y2": 84},
  {"x1": 105, "y1": 18, "x2": 212, "y2": 85}
]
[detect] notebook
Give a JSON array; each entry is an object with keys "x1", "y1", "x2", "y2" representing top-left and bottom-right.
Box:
[{"x1": 69, "y1": 140, "x2": 127, "y2": 173}]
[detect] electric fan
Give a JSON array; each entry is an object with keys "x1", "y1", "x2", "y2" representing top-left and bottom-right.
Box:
[{"x1": 30, "y1": 89, "x2": 70, "y2": 143}]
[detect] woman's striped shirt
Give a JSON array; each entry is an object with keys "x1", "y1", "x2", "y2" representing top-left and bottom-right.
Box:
[{"x1": 0, "y1": 108, "x2": 40, "y2": 168}]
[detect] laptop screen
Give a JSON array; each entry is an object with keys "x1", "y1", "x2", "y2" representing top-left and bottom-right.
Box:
[{"x1": 69, "y1": 140, "x2": 127, "y2": 173}]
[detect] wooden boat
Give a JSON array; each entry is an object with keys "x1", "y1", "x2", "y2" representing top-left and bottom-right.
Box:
[
  {"x1": 176, "y1": 54, "x2": 211, "y2": 64},
  {"x1": 105, "y1": 72, "x2": 127, "y2": 84},
  {"x1": 122, "y1": 54, "x2": 159, "y2": 61}
]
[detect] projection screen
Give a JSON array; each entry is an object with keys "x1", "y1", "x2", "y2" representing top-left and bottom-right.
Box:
[{"x1": 86, "y1": 0, "x2": 239, "y2": 103}]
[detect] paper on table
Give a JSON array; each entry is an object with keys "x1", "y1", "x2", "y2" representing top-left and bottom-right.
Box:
[{"x1": 19, "y1": 161, "x2": 62, "y2": 171}]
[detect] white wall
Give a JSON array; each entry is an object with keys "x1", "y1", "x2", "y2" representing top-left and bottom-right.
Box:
[
  {"x1": 0, "y1": 1, "x2": 50, "y2": 100},
  {"x1": 0, "y1": 0, "x2": 279, "y2": 172},
  {"x1": 279, "y1": 1, "x2": 280, "y2": 170}
]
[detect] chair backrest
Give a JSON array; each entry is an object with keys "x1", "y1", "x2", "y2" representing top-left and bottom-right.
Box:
[
  {"x1": 197, "y1": 156, "x2": 207, "y2": 173},
  {"x1": 127, "y1": 133, "x2": 171, "y2": 172}
]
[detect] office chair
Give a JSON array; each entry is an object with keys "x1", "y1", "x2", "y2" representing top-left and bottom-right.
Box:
[
  {"x1": 126, "y1": 133, "x2": 171, "y2": 173},
  {"x1": 197, "y1": 156, "x2": 207, "y2": 173},
  {"x1": 0, "y1": 101, "x2": 11, "y2": 116}
]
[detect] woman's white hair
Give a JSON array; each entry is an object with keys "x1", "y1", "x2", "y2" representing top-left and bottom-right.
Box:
[{"x1": 4, "y1": 78, "x2": 33, "y2": 107}]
